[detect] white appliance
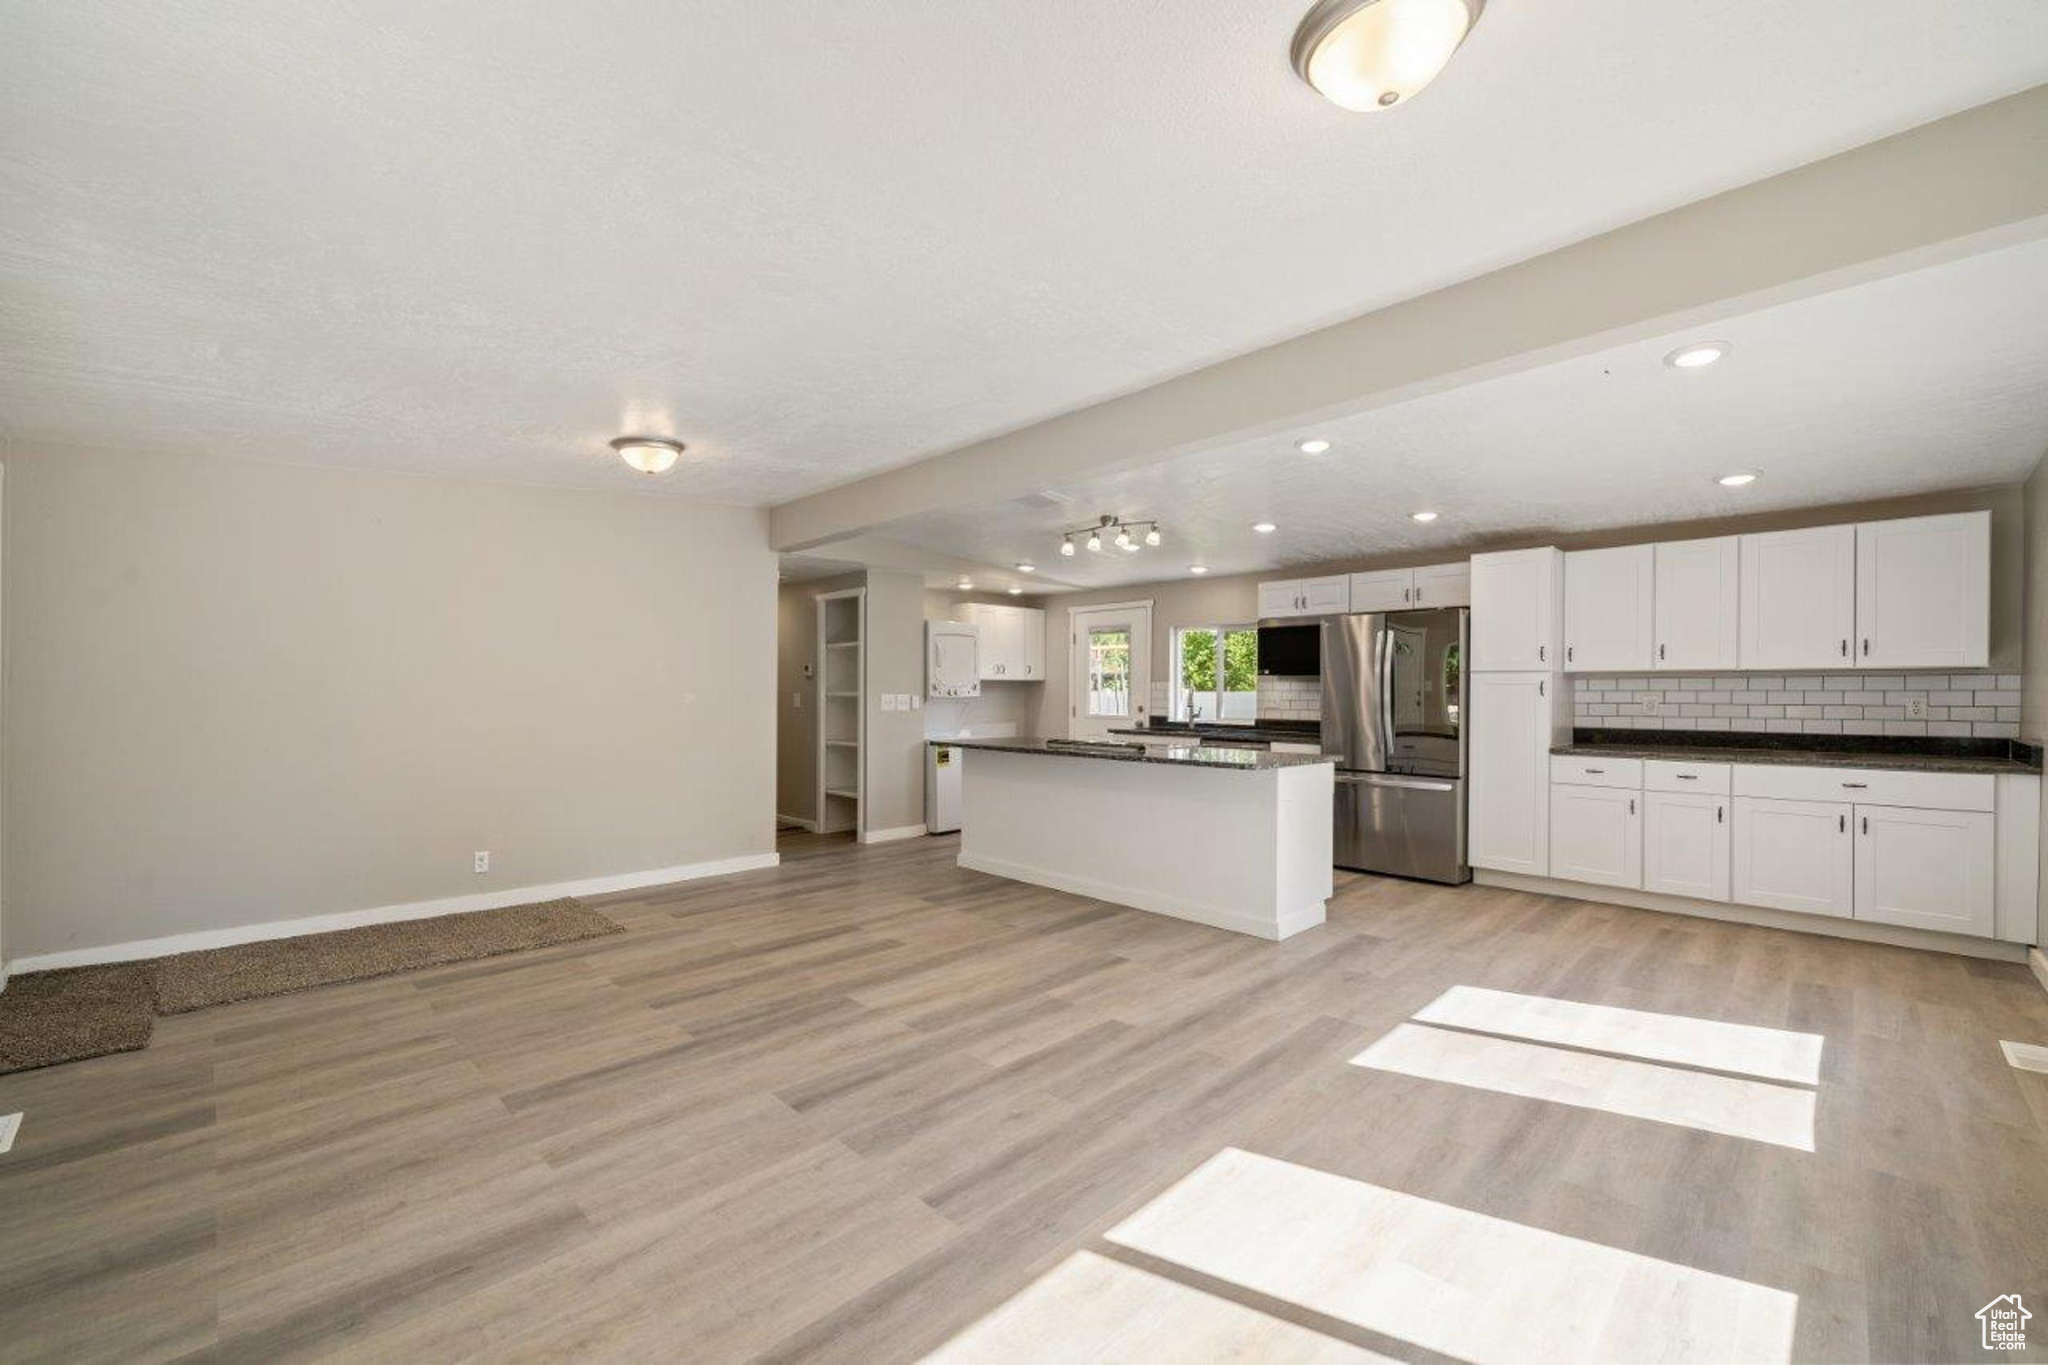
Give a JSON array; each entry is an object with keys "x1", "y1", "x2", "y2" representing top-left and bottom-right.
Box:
[
  {"x1": 927, "y1": 620, "x2": 981, "y2": 697},
  {"x1": 925, "y1": 722, "x2": 1019, "y2": 834}
]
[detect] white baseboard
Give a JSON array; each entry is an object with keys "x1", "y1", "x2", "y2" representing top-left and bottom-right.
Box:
[
  {"x1": 956, "y1": 849, "x2": 1323, "y2": 941},
  {"x1": 9, "y1": 850, "x2": 782, "y2": 974},
  {"x1": 1474, "y1": 870, "x2": 2030, "y2": 963},
  {"x1": 776, "y1": 813, "x2": 819, "y2": 832},
  {"x1": 0, "y1": 962, "x2": 9, "y2": 995},
  {"x1": 860, "y1": 823, "x2": 927, "y2": 845},
  {"x1": 2031, "y1": 947, "x2": 2048, "y2": 999}
]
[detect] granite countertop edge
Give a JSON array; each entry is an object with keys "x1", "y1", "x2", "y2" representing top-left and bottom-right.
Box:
[
  {"x1": 1553, "y1": 730, "x2": 2043, "y2": 776},
  {"x1": 929, "y1": 736, "x2": 1337, "y2": 772}
]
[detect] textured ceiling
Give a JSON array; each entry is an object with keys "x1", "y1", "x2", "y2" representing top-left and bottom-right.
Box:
[
  {"x1": 3, "y1": 2, "x2": 2046, "y2": 502},
  {"x1": 874, "y1": 240, "x2": 2048, "y2": 588}
]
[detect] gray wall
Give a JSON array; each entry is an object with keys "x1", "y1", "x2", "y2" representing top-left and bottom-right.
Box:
[
  {"x1": 1033, "y1": 485, "x2": 2027, "y2": 739},
  {"x1": 5, "y1": 447, "x2": 777, "y2": 958},
  {"x1": 863, "y1": 570, "x2": 929, "y2": 833}
]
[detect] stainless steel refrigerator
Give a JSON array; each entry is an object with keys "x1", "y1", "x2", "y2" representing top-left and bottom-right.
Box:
[{"x1": 1321, "y1": 608, "x2": 1470, "y2": 883}]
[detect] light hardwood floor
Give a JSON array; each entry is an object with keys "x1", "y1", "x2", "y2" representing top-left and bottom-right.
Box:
[{"x1": 4, "y1": 831, "x2": 2047, "y2": 1362}]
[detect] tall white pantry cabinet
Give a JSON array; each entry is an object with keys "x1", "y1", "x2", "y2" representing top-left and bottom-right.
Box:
[{"x1": 1469, "y1": 548, "x2": 1571, "y2": 876}]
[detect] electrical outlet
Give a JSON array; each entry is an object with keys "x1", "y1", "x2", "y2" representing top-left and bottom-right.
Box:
[
  {"x1": 792, "y1": 691, "x2": 803, "y2": 708},
  {"x1": 474, "y1": 851, "x2": 490, "y2": 874},
  {"x1": 1906, "y1": 696, "x2": 1927, "y2": 719},
  {"x1": 1639, "y1": 694, "x2": 1660, "y2": 715}
]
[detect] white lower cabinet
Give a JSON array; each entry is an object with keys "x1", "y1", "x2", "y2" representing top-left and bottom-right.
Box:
[
  {"x1": 1731, "y1": 797, "x2": 1854, "y2": 919},
  {"x1": 1642, "y1": 789, "x2": 1730, "y2": 902},
  {"x1": 1549, "y1": 784, "x2": 1642, "y2": 889},
  {"x1": 1853, "y1": 804, "x2": 1995, "y2": 936},
  {"x1": 1470, "y1": 672, "x2": 1558, "y2": 876}
]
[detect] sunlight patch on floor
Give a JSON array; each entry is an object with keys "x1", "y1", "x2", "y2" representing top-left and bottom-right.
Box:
[
  {"x1": 923, "y1": 1249, "x2": 1394, "y2": 1363},
  {"x1": 1352, "y1": 1022, "x2": 1817, "y2": 1151},
  {"x1": 1105, "y1": 1148, "x2": 1799, "y2": 1365},
  {"x1": 1413, "y1": 985, "x2": 1824, "y2": 1084}
]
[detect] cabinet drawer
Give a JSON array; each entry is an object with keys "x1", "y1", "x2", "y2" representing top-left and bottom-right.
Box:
[
  {"x1": 1731, "y1": 764, "x2": 1993, "y2": 812},
  {"x1": 1644, "y1": 760, "x2": 1731, "y2": 795},
  {"x1": 1549, "y1": 756, "x2": 1642, "y2": 789}
]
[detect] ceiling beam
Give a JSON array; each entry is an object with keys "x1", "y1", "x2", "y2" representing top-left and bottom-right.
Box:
[{"x1": 770, "y1": 84, "x2": 2048, "y2": 552}]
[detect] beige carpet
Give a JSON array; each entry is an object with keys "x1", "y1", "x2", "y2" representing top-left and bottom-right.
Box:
[
  {"x1": 151, "y1": 898, "x2": 622, "y2": 1013},
  {"x1": 0, "y1": 965, "x2": 157, "y2": 1074}
]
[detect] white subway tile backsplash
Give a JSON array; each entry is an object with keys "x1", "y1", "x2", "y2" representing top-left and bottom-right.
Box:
[{"x1": 1572, "y1": 670, "x2": 2029, "y2": 743}]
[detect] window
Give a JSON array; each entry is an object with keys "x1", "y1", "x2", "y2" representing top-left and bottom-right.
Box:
[
  {"x1": 1086, "y1": 627, "x2": 1132, "y2": 717},
  {"x1": 1173, "y1": 626, "x2": 1258, "y2": 724}
]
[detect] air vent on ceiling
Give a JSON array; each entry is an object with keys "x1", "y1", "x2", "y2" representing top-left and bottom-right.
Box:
[{"x1": 1008, "y1": 489, "x2": 1075, "y2": 510}]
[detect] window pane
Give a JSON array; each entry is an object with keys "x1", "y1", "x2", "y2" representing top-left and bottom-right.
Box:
[
  {"x1": 1221, "y1": 629, "x2": 1259, "y2": 721},
  {"x1": 1088, "y1": 628, "x2": 1130, "y2": 717}
]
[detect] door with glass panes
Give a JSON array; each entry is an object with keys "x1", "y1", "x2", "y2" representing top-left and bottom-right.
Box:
[{"x1": 1067, "y1": 604, "x2": 1152, "y2": 740}]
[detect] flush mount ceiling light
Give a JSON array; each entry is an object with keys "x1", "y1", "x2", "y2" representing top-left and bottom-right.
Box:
[
  {"x1": 1717, "y1": 471, "x2": 1760, "y2": 487},
  {"x1": 1664, "y1": 341, "x2": 1730, "y2": 370},
  {"x1": 956, "y1": 578, "x2": 973, "y2": 590},
  {"x1": 1016, "y1": 562, "x2": 1036, "y2": 573},
  {"x1": 609, "y1": 436, "x2": 685, "y2": 474},
  {"x1": 1061, "y1": 514, "x2": 1163, "y2": 559},
  {"x1": 1296, "y1": 437, "x2": 1332, "y2": 455},
  {"x1": 1291, "y1": 0, "x2": 1485, "y2": 113},
  {"x1": 1189, "y1": 565, "x2": 1210, "y2": 575},
  {"x1": 1253, "y1": 522, "x2": 1278, "y2": 534},
  {"x1": 1007, "y1": 586, "x2": 1024, "y2": 596},
  {"x1": 1410, "y1": 510, "x2": 1439, "y2": 522}
]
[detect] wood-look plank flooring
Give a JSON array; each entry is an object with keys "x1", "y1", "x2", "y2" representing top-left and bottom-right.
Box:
[{"x1": 4, "y1": 830, "x2": 2048, "y2": 1362}]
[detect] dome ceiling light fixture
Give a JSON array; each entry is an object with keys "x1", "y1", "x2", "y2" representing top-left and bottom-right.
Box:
[
  {"x1": 1060, "y1": 514, "x2": 1163, "y2": 559},
  {"x1": 1290, "y1": 0, "x2": 1486, "y2": 113},
  {"x1": 610, "y1": 435, "x2": 686, "y2": 474}
]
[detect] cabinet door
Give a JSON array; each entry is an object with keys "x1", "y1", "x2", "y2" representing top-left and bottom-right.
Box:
[
  {"x1": 1348, "y1": 568, "x2": 1413, "y2": 613},
  {"x1": 1301, "y1": 575, "x2": 1351, "y2": 615},
  {"x1": 1549, "y1": 784, "x2": 1643, "y2": 889},
  {"x1": 1654, "y1": 536, "x2": 1740, "y2": 671},
  {"x1": 1471, "y1": 548, "x2": 1561, "y2": 671},
  {"x1": 1411, "y1": 561, "x2": 1471, "y2": 608},
  {"x1": 1469, "y1": 671, "x2": 1556, "y2": 875},
  {"x1": 1563, "y1": 545, "x2": 1654, "y2": 672},
  {"x1": 1739, "y1": 525, "x2": 1855, "y2": 670},
  {"x1": 1643, "y1": 789, "x2": 1730, "y2": 901},
  {"x1": 1732, "y1": 796, "x2": 1853, "y2": 917},
  {"x1": 1258, "y1": 580, "x2": 1303, "y2": 618},
  {"x1": 1855, "y1": 511, "x2": 1990, "y2": 669},
  {"x1": 1017, "y1": 607, "x2": 1046, "y2": 679},
  {"x1": 1854, "y1": 804, "x2": 1994, "y2": 935},
  {"x1": 973, "y1": 606, "x2": 1022, "y2": 679}
]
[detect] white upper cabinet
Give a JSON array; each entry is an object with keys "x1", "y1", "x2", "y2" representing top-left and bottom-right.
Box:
[
  {"x1": 1854, "y1": 511, "x2": 1990, "y2": 669},
  {"x1": 1562, "y1": 545, "x2": 1654, "y2": 673},
  {"x1": 1653, "y1": 536, "x2": 1740, "y2": 671},
  {"x1": 1258, "y1": 575, "x2": 1350, "y2": 618},
  {"x1": 1738, "y1": 524, "x2": 1856, "y2": 670},
  {"x1": 1410, "y1": 561, "x2": 1472, "y2": 608},
  {"x1": 1471, "y1": 548, "x2": 1562, "y2": 672},
  {"x1": 960, "y1": 603, "x2": 1045, "y2": 680},
  {"x1": 1346, "y1": 568, "x2": 1412, "y2": 613},
  {"x1": 1347, "y1": 562, "x2": 1470, "y2": 613}
]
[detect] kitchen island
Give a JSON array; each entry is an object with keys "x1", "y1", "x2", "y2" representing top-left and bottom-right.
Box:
[{"x1": 936, "y1": 737, "x2": 1334, "y2": 940}]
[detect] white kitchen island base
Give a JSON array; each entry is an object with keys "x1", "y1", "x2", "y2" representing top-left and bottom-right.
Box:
[{"x1": 951, "y1": 741, "x2": 1334, "y2": 941}]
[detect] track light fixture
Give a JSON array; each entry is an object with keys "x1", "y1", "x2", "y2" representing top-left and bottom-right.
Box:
[{"x1": 1059, "y1": 514, "x2": 1164, "y2": 560}]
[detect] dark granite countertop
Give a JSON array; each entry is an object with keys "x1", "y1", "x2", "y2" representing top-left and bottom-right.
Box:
[
  {"x1": 1556, "y1": 727, "x2": 2043, "y2": 776},
  {"x1": 1110, "y1": 722, "x2": 1321, "y2": 744},
  {"x1": 931, "y1": 736, "x2": 1336, "y2": 772}
]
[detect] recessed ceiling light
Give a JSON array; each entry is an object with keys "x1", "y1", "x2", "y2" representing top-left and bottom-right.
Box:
[
  {"x1": 956, "y1": 578, "x2": 973, "y2": 590},
  {"x1": 1016, "y1": 562, "x2": 1036, "y2": 573},
  {"x1": 1410, "y1": 510, "x2": 1439, "y2": 523},
  {"x1": 609, "y1": 436, "x2": 685, "y2": 474},
  {"x1": 1296, "y1": 437, "x2": 1332, "y2": 455},
  {"x1": 1253, "y1": 522, "x2": 1277, "y2": 534},
  {"x1": 1189, "y1": 565, "x2": 1209, "y2": 575},
  {"x1": 1291, "y1": 0, "x2": 1486, "y2": 113},
  {"x1": 1717, "y1": 471, "x2": 1759, "y2": 487},
  {"x1": 1665, "y1": 342, "x2": 1730, "y2": 370},
  {"x1": 1007, "y1": 586, "x2": 1024, "y2": 596}
]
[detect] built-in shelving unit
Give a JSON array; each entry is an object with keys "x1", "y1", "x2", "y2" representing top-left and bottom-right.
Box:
[{"x1": 817, "y1": 588, "x2": 865, "y2": 836}]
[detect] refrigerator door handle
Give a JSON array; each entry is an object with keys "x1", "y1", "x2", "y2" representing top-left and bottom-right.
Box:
[{"x1": 1335, "y1": 772, "x2": 1457, "y2": 792}]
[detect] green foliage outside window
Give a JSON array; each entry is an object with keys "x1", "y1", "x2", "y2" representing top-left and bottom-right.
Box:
[{"x1": 1179, "y1": 629, "x2": 1258, "y2": 692}]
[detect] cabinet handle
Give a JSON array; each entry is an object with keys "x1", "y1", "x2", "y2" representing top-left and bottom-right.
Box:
[
  {"x1": 1717, "y1": 805, "x2": 1724, "y2": 823},
  {"x1": 1840, "y1": 639, "x2": 1848, "y2": 657},
  {"x1": 1675, "y1": 773, "x2": 1698, "y2": 780},
  {"x1": 1584, "y1": 767, "x2": 1605, "y2": 774},
  {"x1": 1402, "y1": 588, "x2": 1410, "y2": 604},
  {"x1": 1841, "y1": 782, "x2": 1867, "y2": 789},
  {"x1": 1415, "y1": 588, "x2": 1424, "y2": 604},
  {"x1": 1658, "y1": 643, "x2": 1666, "y2": 661},
  {"x1": 1838, "y1": 814, "x2": 1846, "y2": 833},
  {"x1": 1628, "y1": 798, "x2": 1636, "y2": 815},
  {"x1": 1539, "y1": 645, "x2": 1547, "y2": 663},
  {"x1": 1862, "y1": 638, "x2": 1870, "y2": 657},
  {"x1": 1567, "y1": 645, "x2": 1574, "y2": 663},
  {"x1": 1862, "y1": 815, "x2": 1869, "y2": 834},
  {"x1": 1539, "y1": 679, "x2": 1546, "y2": 697}
]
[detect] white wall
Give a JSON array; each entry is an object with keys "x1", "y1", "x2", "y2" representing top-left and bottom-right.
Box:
[{"x1": 4, "y1": 447, "x2": 777, "y2": 960}]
